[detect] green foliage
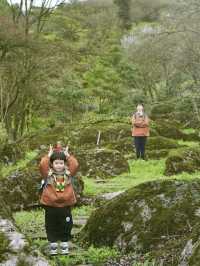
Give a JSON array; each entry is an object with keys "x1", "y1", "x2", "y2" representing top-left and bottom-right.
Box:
[
  {"x1": 86, "y1": 245, "x2": 120, "y2": 264},
  {"x1": 83, "y1": 58, "x2": 124, "y2": 113},
  {"x1": 114, "y1": 0, "x2": 132, "y2": 29},
  {"x1": 14, "y1": 209, "x2": 45, "y2": 239},
  {"x1": 0, "y1": 123, "x2": 8, "y2": 144},
  {"x1": 0, "y1": 0, "x2": 9, "y2": 15},
  {"x1": 72, "y1": 205, "x2": 94, "y2": 217}
]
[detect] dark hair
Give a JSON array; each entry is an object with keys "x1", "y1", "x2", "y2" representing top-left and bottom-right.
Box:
[
  {"x1": 50, "y1": 151, "x2": 67, "y2": 164},
  {"x1": 137, "y1": 103, "x2": 144, "y2": 107}
]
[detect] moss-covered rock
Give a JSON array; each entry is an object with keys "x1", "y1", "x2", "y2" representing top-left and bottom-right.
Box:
[
  {"x1": 79, "y1": 179, "x2": 200, "y2": 265},
  {"x1": 0, "y1": 164, "x2": 41, "y2": 211},
  {"x1": 146, "y1": 149, "x2": 169, "y2": 159},
  {"x1": 0, "y1": 218, "x2": 50, "y2": 266},
  {"x1": 77, "y1": 121, "x2": 132, "y2": 147},
  {"x1": 152, "y1": 120, "x2": 200, "y2": 141},
  {"x1": 153, "y1": 120, "x2": 185, "y2": 139},
  {"x1": 164, "y1": 148, "x2": 200, "y2": 176},
  {"x1": 75, "y1": 148, "x2": 130, "y2": 179},
  {"x1": 182, "y1": 131, "x2": 200, "y2": 142},
  {"x1": 146, "y1": 136, "x2": 182, "y2": 150},
  {"x1": 106, "y1": 137, "x2": 133, "y2": 156}
]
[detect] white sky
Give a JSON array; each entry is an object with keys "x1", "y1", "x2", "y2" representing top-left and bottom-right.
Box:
[{"x1": 8, "y1": 0, "x2": 71, "y2": 7}]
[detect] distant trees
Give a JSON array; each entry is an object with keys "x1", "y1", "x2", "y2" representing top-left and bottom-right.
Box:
[
  {"x1": 2, "y1": 0, "x2": 200, "y2": 140},
  {"x1": 0, "y1": 0, "x2": 65, "y2": 140},
  {"x1": 114, "y1": 0, "x2": 131, "y2": 30}
]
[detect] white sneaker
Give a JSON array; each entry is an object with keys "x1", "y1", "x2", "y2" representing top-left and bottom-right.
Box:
[
  {"x1": 49, "y1": 242, "x2": 58, "y2": 256},
  {"x1": 60, "y1": 242, "x2": 69, "y2": 255}
]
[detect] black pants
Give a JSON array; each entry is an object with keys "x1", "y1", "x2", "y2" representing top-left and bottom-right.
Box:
[
  {"x1": 44, "y1": 206, "x2": 73, "y2": 242},
  {"x1": 134, "y1": 136, "x2": 147, "y2": 159}
]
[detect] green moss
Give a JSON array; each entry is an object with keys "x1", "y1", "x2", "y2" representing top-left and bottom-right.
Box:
[
  {"x1": 79, "y1": 179, "x2": 200, "y2": 265},
  {"x1": 77, "y1": 121, "x2": 132, "y2": 146},
  {"x1": 106, "y1": 137, "x2": 133, "y2": 155},
  {"x1": 16, "y1": 256, "x2": 33, "y2": 266},
  {"x1": 76, "y1": 148, "x2": 130, "y2": 179},
  {"x1": 146, "y1": 149, "x2": 169, "y2": 159},
  {"x1": 165, "y1": 148, "x2": 200, "y2": 176},
  {"x1": 146, "y1": 136, "x2": 181, "y2": 150},
  {"x1": 0, "y1": 232, "x2": 9, "y2": 262},
  {"x1": 153, "y1": 121, "x2": 185, "y2": 139}
]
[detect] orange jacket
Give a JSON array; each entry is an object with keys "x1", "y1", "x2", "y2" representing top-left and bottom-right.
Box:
[
  {"x1": 131, "y1": 114, "x2": 150, "y2": 137},
  {"x1": 39, "y1": 154, "x2": 79, "y2": 207}
]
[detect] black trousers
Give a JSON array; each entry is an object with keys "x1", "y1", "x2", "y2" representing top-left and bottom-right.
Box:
[
  {"x1": 44, "y1": 206, "x2": 73, "y2": 242},
  {"x1": 134, "y1": 136, "x2": 147, "y2": 159}
]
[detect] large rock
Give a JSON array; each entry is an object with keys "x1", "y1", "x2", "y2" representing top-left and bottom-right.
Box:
[
  {"x1": 76, "y1": 148, "x2": 130, "y2": 179},
  {"x1": 106, "y1": 137, "x2": 133, "y2": 157},
  {"x1": 79, "y1": 179, "x2": 200, "y2": 265},
  {"x1": 76, "y1": 121, "x2": 132, "y2": 147},
  {"x1": 146, "y1": 136, "x2": 182, "y2": 150},
  {"x1": 0, "y1": 217, "x2": 50, "y2": 266},
  {"x1": 165, "y1": 148, "x2": 200, "y2": 176},
  {"x1": 153, "y1": 120, "x2": 200, "y2": 141},
  {"x1": 0, "y1": 170, "x2": 49, "y2": 265}
]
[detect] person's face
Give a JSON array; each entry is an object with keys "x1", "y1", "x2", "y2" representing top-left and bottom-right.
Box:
[
  {"x1": 52, "y1": 159, "x2": 65, "y2": 172},
  {"x1": 137, "y1": 105, "x2": 143, "y2": 113}
]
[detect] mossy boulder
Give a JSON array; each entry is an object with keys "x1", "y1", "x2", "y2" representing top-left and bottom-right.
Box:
[
  {"x1": 0, "y1": 120, "x2": 133, "y2": 164},
  {"x1": 76, "y1": 121, "x2": 132, "y2": 147},
  {"x1": 164, "y1": 148, "x2": 200, "y2": 176},
  {"x1": 0, "y1": 164, "x2": 41, "y2": 211},
  {"x1": 0, "y1": 218, "x2": 50, "y2": 266},
  {"x1": 79, "y1": 179, "x2": 200, "y2": 265},
  {"x1": 153, "y1": 120, "x2": 185, "y2": 139},
  {"x1": 152, "y1": 120, "x2": 200, "y2": 141},
  {"x1": 75, "y1": 148, "x2": 130, "y2": 179},
  {"x1": 146, "y1": 149, "x2": 169, "y2": 159},
  {"x1": 106, "y1": 137, "x2": 133, "y2": 156},
  {"x1": 146, "y1": 136, "x2": 181, "y2": 151},
  {"x1": 182, "y1": 131, "x2": 200, "y2": 142}
]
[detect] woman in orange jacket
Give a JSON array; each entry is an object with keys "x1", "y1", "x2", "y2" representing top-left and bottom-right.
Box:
[{"x1": 132, "y1": 104, "x2": 150, "y2": 160}]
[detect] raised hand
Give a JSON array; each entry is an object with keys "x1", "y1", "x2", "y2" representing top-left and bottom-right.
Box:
[
  {"x1": 48, "y1": 144, "x2": 53, "y2": 158},
  {"x1": 64, "y1": 146, "x2": 70, "y2": 158}
]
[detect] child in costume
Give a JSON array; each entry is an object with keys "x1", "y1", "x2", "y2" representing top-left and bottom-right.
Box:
[{"x1": 39, "y1": 143, "x2": 79, "y2": 255}]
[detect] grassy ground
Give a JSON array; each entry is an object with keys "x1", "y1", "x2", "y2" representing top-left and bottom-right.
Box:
[
  {"x1": 14, "y1": 150, "x2": 200, "y2": 265},
  {"x1": 84, "y1": 159, "x2": 166, "y2": 196}
]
